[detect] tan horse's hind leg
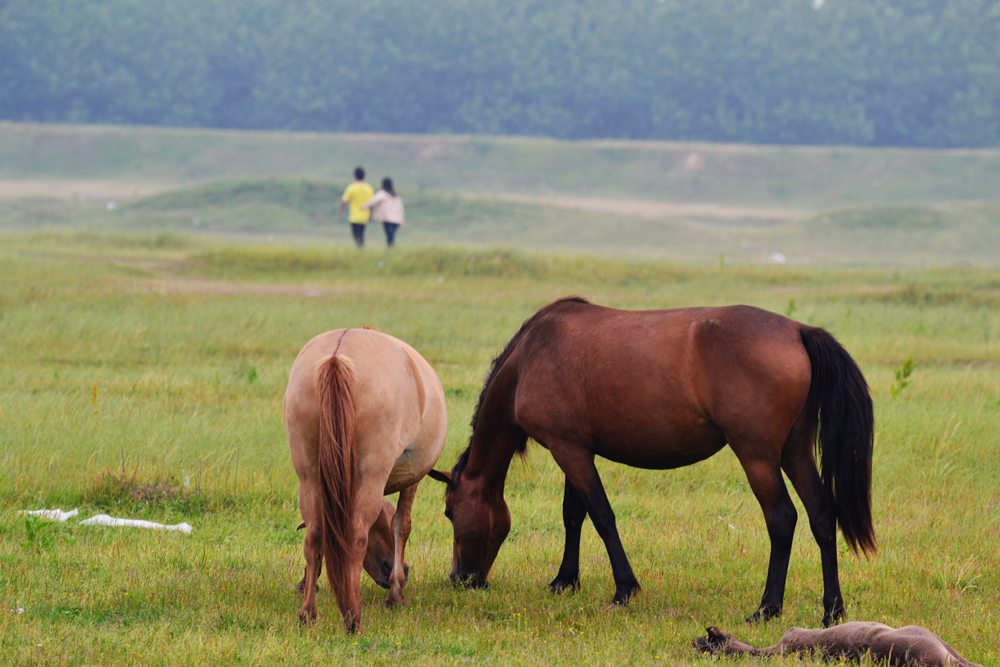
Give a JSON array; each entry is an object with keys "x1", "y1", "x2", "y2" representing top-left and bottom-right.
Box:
[
  {"x1": 297, "y1": 481, "x2": 323, "y2": 624},
  {"x1": 335, "y1": 478, "x2": 388, "y2": 633},
  {"x1": 385, "y1": 483, "x2": 418, "y2": 608}
]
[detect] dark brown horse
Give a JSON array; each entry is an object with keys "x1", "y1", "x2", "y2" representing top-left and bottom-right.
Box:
[{"x1": 429, "y1": 297, "x2": 874, "y2": 626}]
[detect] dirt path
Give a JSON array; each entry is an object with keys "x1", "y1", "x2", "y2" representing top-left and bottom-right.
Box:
[
  {"x1": 0, "y1": 180, "x2": 173, "y2": 201},
  {"x1": 466, "y1": 192, "x2": 812, "y2": 220},
  {"x1": 0, "y1": 178, "x2": 811, "y2": 221}
]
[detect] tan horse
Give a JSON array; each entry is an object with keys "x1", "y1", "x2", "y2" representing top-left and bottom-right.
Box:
[{"x1": 284, "y1": 328, "x2": 447, "y2": 633}]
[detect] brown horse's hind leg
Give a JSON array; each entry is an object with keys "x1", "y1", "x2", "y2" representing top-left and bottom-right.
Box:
[
  {"x1": 385, "y1": 483, "x2": 418, "y2": 608},
  {"x1": 735, "y1": 454, "x2": 798, "y2": 623},
  {"x1": 549, "y1": 477, "x2": 587, "y2": 593},
  {"x1": 781, "y1": 419, "x2": 845, "y2": 626},
  {"x1": 548, "y1": 443, "x2": 640, "y2": 606}
]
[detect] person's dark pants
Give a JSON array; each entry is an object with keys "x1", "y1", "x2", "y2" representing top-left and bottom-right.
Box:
[
  {"x1": 350, "y1": 223, "x2": 365, "y2": 247},
  {"x1": 383, "y1": 222, "x2": 400, "y2": 247}
]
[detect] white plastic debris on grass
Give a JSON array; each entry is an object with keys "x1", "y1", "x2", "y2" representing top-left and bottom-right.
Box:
[
  {"x1": 20, "y1": 508, "x2": 192, "y2": 533},
  {"x1": 79, "y1": 514, "x2": 193, "y2": 534},
  {"x1": 19, "y1": 508, "x2": 79, "y2": 522}
]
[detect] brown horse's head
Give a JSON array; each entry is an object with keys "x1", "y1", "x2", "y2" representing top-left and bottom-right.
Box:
[
  {"x1": 363, "y1": 498, "x2": 409, "y2": 589},
  {"x1": 429, "y1": 468, "x2": 510, "y2": 588}
]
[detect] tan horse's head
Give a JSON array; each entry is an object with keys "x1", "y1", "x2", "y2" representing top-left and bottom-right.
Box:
[{"x1": 429, "y1": 468, "x2": 510, "y2": 589}]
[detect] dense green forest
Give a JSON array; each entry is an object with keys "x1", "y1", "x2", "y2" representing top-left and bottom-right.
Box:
[{"x1": 2, "y1": 0, "x2": 998, "y2": 148}]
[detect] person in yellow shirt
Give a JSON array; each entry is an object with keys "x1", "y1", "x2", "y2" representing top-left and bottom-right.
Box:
[{"x1": 338, "y1": 166, "x2": 374, "y2": 247}]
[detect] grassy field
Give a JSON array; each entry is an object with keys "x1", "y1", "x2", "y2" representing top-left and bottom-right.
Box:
[
  {"x1": 1, "y1": 123, "x2": 998, "y2": 664},
  {"x1": 1, "y1": 231, "x2": 997, "y2": 665}
]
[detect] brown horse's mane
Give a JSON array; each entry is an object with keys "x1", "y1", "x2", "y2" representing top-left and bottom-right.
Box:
[{"x1": 452, "y1": 296, "x2": 590, "y2": 479}]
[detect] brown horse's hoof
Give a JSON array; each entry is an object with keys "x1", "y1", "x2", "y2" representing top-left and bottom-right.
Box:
[
  {"x1": 609, "y1": 582, "x2": 640, "y2": 607},
  {"x1": 548, "y1": 577, "x2": 580, "y2": 594},
  {"x1": 298, "y1": 609, "x2": 317, "y2": 626},
  {"x1": 746, "y1": 602, "x2": 782, "y2": 624}
]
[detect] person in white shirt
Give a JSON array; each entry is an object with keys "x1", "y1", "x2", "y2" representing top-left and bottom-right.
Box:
[{"x1": 362, "y1": 177, "x2": 405, "y2": 247}]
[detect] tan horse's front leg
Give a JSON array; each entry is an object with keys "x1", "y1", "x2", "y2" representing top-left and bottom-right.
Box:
[{"x1": 385, "y1": 484, "x2": 417, "y2": 608}]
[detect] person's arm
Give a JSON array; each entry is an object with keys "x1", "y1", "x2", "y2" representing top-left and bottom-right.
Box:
[
  {"x1": 338, "y1": 185, "x2": 352, "y2": 217},
  {"x1": 362, "y1": 191, "x2": 384, "y2": 211}
]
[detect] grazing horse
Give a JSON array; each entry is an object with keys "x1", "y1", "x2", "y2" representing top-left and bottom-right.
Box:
[
  {"x1": 694, "y1": 623, "x2": 982, "y2": 666},
  {"x1": 285, "y1": 328, "x2": 447, "y2": 633},
  {"x1": 429, "y1": 297, "x2": 874, "y2": 626},
  {"x1": 293, "y1": 498, "x2": 408, "y2": 595}
]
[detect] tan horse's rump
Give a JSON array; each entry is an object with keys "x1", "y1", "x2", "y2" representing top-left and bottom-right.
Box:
[{"x1": 285, "y1": 328, "x2": 447, "y2": 633}]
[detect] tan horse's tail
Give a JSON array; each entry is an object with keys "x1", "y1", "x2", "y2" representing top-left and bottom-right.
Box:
[{"x1": 316, "y1": 353, "x2": 358, "y2": 606}]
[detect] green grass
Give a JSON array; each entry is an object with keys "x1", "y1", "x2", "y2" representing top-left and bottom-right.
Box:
[
  {"x1": 1, "y1": 233, "x2": 997, "y2": 665},
  {"x1": 3, "y1": 178, "x2": 1000, "y2": 266}
]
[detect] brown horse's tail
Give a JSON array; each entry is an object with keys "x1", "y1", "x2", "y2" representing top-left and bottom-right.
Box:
[
  {"x1": 316, "y1": 353, "x2": 358, "y2": 604},
  {"x1": 800, "y1": 326, "x2": 876, "y2": 556}
]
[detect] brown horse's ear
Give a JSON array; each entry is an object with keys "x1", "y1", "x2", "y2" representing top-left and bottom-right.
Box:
[
  {"x1": 296, "y1": 522, "x2": 306, "y2": 531},
  {"x1": 427, "y1": 469, "x2": 452, "y2": 485}
]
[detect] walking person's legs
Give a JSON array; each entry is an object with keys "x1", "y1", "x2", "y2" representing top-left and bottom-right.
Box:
[
  {"x1": 383, "y1": 222, "x2": 400, "y2": 247},
  {"x1": 351, "y1": 223, "x2": 365, "y2": 248}
]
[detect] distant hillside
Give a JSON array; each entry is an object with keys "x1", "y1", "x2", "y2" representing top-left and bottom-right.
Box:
[
  {"x1": 2, "y1": 176, "x2": 996, "y2": 267},
  {"x1": 3, "y1": 123, "x2": 1000, "y2": 209}
]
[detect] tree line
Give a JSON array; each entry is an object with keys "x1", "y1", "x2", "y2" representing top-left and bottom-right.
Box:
[{"x1": 1, "y1": 0, "x2": 998, "y2": 148}]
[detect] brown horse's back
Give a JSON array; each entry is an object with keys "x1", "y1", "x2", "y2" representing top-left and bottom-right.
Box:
[{"x1": 510, "y1": 301, "x2": 811, "y2": 469}]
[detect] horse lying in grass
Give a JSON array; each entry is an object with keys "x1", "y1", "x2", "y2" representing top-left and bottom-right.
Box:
[
  {"x1": 693, "y1": 623, "x2": 982, "y2": 666},
  {"x1": 285, "y1": 328, "x2": 447, "y2": 633},
  {"x1": 430, "y1": 297, "x2": 874, "y2": 626}
]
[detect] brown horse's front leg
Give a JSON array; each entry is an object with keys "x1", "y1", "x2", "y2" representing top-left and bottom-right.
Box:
[
  {"x1": 385, "y1": 484, "x2": 417, "y2": 608},
  {"x1": 549, "y1": 477, "x2": 586, "y2": 593},
  {"x1": 550, "y1": 446, "x2": 640, "y2": 606}
]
